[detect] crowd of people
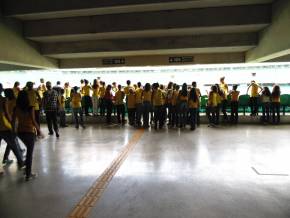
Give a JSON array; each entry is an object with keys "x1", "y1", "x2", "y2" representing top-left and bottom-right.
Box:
[{"x1": 0, "y1": 76, "x2": 283, "y2": 180}]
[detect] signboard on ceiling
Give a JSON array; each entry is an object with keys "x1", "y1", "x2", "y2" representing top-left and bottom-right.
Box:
[
  {"x1": 169, "y1": 56, "x2": 194, "y2": 63},
  {"x1": 102, "y1": 58, "x2": 125, "y2": 65}
]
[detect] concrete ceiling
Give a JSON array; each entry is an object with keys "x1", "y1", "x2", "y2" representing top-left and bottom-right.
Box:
[{"x1": 1, "y1": 0, "x2": 279, "y2": 68}]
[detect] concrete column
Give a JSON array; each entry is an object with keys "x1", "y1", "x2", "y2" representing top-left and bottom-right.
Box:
[
  {"x1": 246, "y1": 0, "x2": 290, "y2": 62},
  {"x1": 0, "y1": 19, "x2": 58, "y2": 69}
]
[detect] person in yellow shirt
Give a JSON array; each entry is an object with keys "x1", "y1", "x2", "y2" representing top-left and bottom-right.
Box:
[
  {"x1": 99, "y1": 81, "x2": 106, "y2": 116},
  {"x1": 37, "y1": 78, "x2": 47, "y2": 99},
  {"x1": 26, "y1": 82, "x2": 42, "y2": 136},
  {"x1": 92, "y1": 79, "x2": 99, "y2": 116},
  {"x1": 220, "y1": 77, "x2": 229, "y2": 121},
  {"x1": 166, "y1": 82, "x2": 174, "y2": 126},
  {"x1": 178, "y1": 83, "x2": 188, "y2": 128},
  {"x1": 271, "y1": 85, "x2": 281, "y2": 124},
  {"x1": 135, "y1": 82, "x2": 143, "y2": 127},
  {"x1": 13, "y1": 81, "x2": 20, "y2": 98},
  {"x1": 12, "y1": 90, "x2": 43, "y2": 181},
  {"x1": 2, "y1": 88, "x2": 25, "y2": 165},
  {"x1": 207, "y1": 85, "x2": 218, "y2": 126},
  {"x1": 0, "y1": 83, "x2": 25, "y2": 170},
  {"x1": 171, "y1": 84, "x2": 180, "y2": 128},
  {"x1": 229, "y1": 85, "x2": 240, "y2": 124},
  {"x1": 64, "y1": 82, "x2": 71, "y2": 111},
  {"x1": 142, "y1": 83, "x2": 152, "y2": 128},
  {"x1": 114, "y1": 85, "x2": 125, "y2": 124},
  {"x1": 188, "y1": 87, "x2": 199, "y2": 130},
  {"x1": 247, "y1": 80, "x2": 262, "y2": 116},
  {"x1": 71, "y1": 87, "x2": 85, "y2": 129},
  {"x1": 127, "y1": 88, "x2": 136, "y2": 126},
  {"x1": 152, "y1": 83, "x2": 165, "y2": 130},
  {"x1": 192, "y1": 82, "x2": 201, "y2": 126},
  {"x1": 81, "y1": 79, "x2": 92, "y2": 116},
  {"x1": 58, "y1": 89, "x2": 67, "y2": 127},
  {"x1": 124, "y1": 80, "x2": 134, "y2": 107}
]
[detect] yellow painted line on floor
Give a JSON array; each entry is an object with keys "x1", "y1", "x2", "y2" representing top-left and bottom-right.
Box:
[{"x1": 67, "y1": 129, "x2": 144, "y2": 218}]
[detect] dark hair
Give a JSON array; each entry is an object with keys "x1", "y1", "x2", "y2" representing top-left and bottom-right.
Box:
[
  {"x1": 92, "y1": 79, "x2": 98, "y2": 89},
  {"x1": 106, "y1": 85, "x2": 112, "y2": 91},
  {"x1": 118, "y1": 84, "x2": 122, "y2": 89},
  {"x1": 60, "y1": 88, "x2": 65, "y2": 95},
  {"x1": 233, "y1": 85, "x2": 238, "y2": 91},
  {"x1": 126, "y1": 80, "x2": 131, "y2": 85},
  {"x1": 192, "y1": 81, "x2": 197, "y2": 87},
  {"x1": 211, "y1": 85, "x2": 217, "y2": 93},
  {"x1": 16, "y1": 91, "x2": 31, "y2": 112},
  {"x1": 57, "y1": 81, "x2": 61, "y2": 85},
  {"x1": 262, "y1": 87, "x2": 271, "y2": 96},
  {"x1": 137, "y1": 82, "x2": 141, "y2": 88},
  {"x1": 189, "y1": 87, "x2": 198, "y2": 102},
  {"x1": 4, "y1": 89, "x2": 15, "y2": 100},
  {"x1": 175, "y1": 85, "x2": 180, "y2": 91},
  {"x1": 167, "y1": 82, "x2": 173, "y2": 89},
  {"x1": 14, "y1": 81, "x2": 20, "y2": 87},
  {"x1": 180, "y1": 83, "x2": 187, "y2": 97},
  {"x1": 144, "y1": 83, "x2": 151, "y2": 92},
  {"x1": 272, "y1": 85, "x2": 281, "y2": 97}
]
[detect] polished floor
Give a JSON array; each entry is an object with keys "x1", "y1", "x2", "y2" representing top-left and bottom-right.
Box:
[{"x1": 0, "y1": 125, "x2": 290, "y2": 218}]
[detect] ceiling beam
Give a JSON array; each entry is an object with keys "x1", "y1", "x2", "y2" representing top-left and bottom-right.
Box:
[
  {"x1": 24, "y1": 5, "x2": 271, "y2": 41},
  {"x1": 4, "y1": 0, "x2": 273, "y2": 20},
  {"x1": 41, "y1": 33, "x2": 257, "y2": 59}
]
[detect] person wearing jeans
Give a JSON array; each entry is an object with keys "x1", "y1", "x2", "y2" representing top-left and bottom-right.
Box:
[
  {"x1": 115, "y1": 85, "x2": 126, "y2": 124},
  {"x1": 188, "y1": 87, "x2": 199, "y2": 130},
  {"x1": 43, "y1": 81, "x2": 59, "y2": 137},
  {"x1": 135, "y1": 82, "x2": 143, "y2": 127},
  {"x1": 247, "y1": 81, "x2": 262, "y2": 116},
  {"x1": 71, "y1": 87, "x2": 85, "y2": 129},
  {"x1": 92, "y1": 79, "x2": 99, "y2": 116},
  {"x1": 229, "y1": 85, "x2": 240, "y2": 124},
  {"x1": 142, "y1": 83, "x2": 152, "y2": 128},
  {"x1": 271, "y1": 85, "x2": 281, "y2": 124},
  {"x1": 0, "y1": 83, "x2": 24, "y2": 169},
  {"x1": 12, "y1": 90, "x2": 43, "y2": 181}
]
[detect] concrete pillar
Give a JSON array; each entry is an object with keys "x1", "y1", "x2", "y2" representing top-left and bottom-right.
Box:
[
  {"x1": 0, "y1": 19, "x2": 58, "y2": 69},
  {"x1": 246, "y1": 0, "x2": 290, "y2": 62}
]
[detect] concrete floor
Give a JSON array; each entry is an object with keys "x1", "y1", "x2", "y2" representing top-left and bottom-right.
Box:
[{"x1": 0, "y1": 125, "x2": 290, "y2": 218}]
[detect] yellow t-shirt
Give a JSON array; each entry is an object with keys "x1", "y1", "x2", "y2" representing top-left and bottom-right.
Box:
[
  {"x1": 188, "y1": 99, "x2": 198, "y2": 109},
  {"x1": 208, "y1": 92, "x2": 218, "y2": 107},
  {"x1": 115, "y1": 90, "x2": 125, "y2": 105},
  {"x1": 135, "y1": 88, "x2": 143, "y2": 104},
  {"x1": 13, "y1": 87, "x2": 20, "y2": 98},
  {"x1": 15, "y1": 108, "x2": 35, "y2": 134},
  {"x1": 231, "y1": 91, "x2": 240, "y2": 102},
  {"x1": 272, "y1": 96, "x2": 280, "y2": 103},
  {"x1": 127, "y1": 93, "x2": 136, "y2": 109},
  {"x1": 143, "y1": 91, "x2": 152, "y2": 103},
  {"x1": 152, "y1": 89, "x2": 164, "y2": 106},
  {"x1": 38, "y1": 84, "x2": 47, "y2": 98},
  {"x1": 71, "y1": 93, "x2": 82, "y2": 108},
  {"x1": 92, "y1": 87, "x2": 99, "y2": 97},
  {"x1": 171, "y1": 90, "x2": 179, "y2": 106},
  {"x1": 82, "y1": 85, "x2": 91, "y2": 96},
  {"x1": 179, "y1": 94, "x2": 188, "y2": 102},
  {"x1": 99, "y1": 86, "x2": 106, "y2": 98},
  {"x1": 58, "y1": 96, "x2": 65, "y2": 109},
  {"x1": 64, "y1": 87, "x2": 71, "y2": 99},
  {"x1": 251, "y1": 83, "x2": 259, "y2": 97},
  {"x1": 124, "y1": 86, "x2": 134, "y2": 95},
  {"x1": 220, "y1": 83, "x2": 228, "y2": 97},
  {"x1": 0, "y1": 97, "x2": 12, "y2": 131},
  {"x1": 27, "y1": 90, "x2": 39, "y2": 111},
  {"x1": 7, "y1": 99, "x2": 16, "y2": 117}
]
